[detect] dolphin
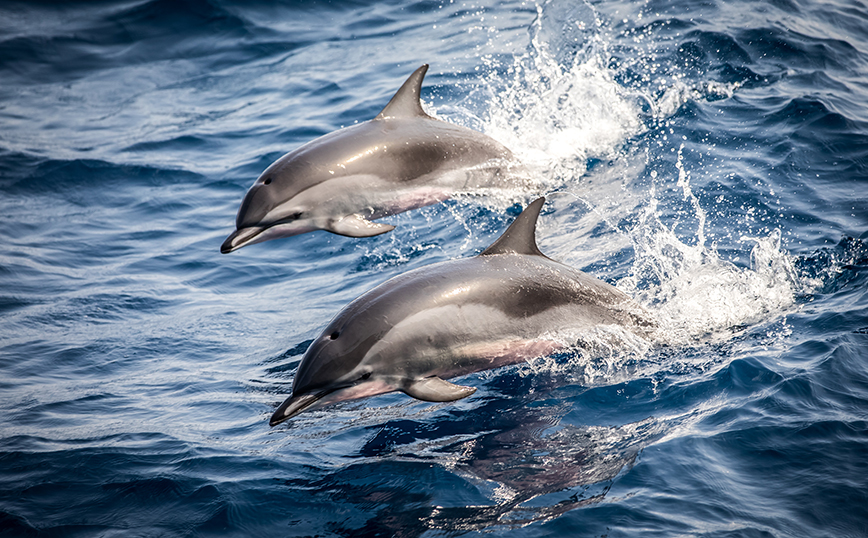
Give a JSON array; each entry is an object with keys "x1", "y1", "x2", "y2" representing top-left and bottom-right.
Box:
[
  {"x1": 221, "y1": 64, "x2": 523, "y2": 253},
  {"x1": 269, "y1": 197, "x2": 655, "y2": 426}
]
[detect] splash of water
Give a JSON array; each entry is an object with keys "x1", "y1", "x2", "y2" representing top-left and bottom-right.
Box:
[
  {"x1": 619, "y1": 145, "x2": 804, "y2": 344},
  {"x1": 465, "y1": 0, "x2": 811, "y2": 363},
  {"x1": 478, "y1": 2, "x2": 644, "y2": 186}
]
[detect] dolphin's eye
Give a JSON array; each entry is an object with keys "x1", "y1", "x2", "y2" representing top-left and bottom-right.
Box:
[
  {"x1": 360, "y1": 372, "x2": 371, "y2": 380},
  {"x1": 329, "y1": 331, "x2": 340, "y2": 340},
  {"x1": 263, "y1": 177, "x2": 272, "y2": 185}
]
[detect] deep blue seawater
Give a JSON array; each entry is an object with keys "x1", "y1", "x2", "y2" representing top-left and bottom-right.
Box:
[{"x1": 2, "y1": 0, "x2": 867, "y2": 536}]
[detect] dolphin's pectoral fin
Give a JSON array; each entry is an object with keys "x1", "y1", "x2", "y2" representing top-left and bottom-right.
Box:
[
  {"x1": 402, "y1": 376, "x2": 477, "y2": 402},
  {"x1": 328, "y1": 214, "x2": 396, "y2": 238}
]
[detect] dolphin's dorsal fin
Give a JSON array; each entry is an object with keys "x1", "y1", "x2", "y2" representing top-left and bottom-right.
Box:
[
  {"x1": 375, "y1": 64, "x2": 430, "y2": 120},
  {"x1": 480, "y1": 197, "x2": 547, "y2": 257}
]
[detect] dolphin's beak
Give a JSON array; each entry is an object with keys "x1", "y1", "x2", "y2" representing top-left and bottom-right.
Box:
[
  {"x1": 221, "y1": 227, "x2": 264, "y2": 254},
  {"x1": 269, "y1": 379, "x2": 397, "y2": 426},
  {"x1": 269, "y1": 392, "x2": 322, "y2": 426}
]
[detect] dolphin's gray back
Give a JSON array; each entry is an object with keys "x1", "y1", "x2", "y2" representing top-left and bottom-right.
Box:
[
  {"x1": 292, "y1": 195, "x2": 654, "y2": 397},
  {"x1": 346, "y1": 254, "x2": 642, "y2": 328},
  {"x1": 226, "y1": 64, "x2": 525, "y2": 252},
  {"x1": 273, "y1": 196, "x2": 657, "y2": 424},
  {"x1": 292, "y1": 254, "x2": 630, "y2": 393},
  {"x1": 239, "y1": 117, "x2": 512, "y2": 228}
]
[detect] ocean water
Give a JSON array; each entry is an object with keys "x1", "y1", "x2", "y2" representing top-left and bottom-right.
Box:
[{"x1": 1, "y1": 0, "x2": 867, "y2": 535}]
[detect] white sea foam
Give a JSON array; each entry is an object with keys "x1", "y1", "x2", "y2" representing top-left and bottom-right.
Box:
[
  {"x1": 618, "y1": 145, "x2": 804, "y2": 345},
  {"x1": 456, "y1": 0, "x2": 813, "y2": 377},
  {"x1": 478, "y1": 4, "x2": 645, "y2": 187}
]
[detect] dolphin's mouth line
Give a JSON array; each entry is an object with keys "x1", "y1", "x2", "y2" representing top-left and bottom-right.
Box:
[
  {"x1": 269, "y1": 376, "x2": 395, "y2": 426},
  {"x1": 269, "y1": 384, "x2": 353, "y2": 427},
  {"x1": 222, "y1": 215, "x2": 311, "y2": 254},
  {"x1": 222, "y1": 218, "x2": 300, "y2": 253},
  {"x1": 221, "y1": 226, "x2": 265, "y2": 254},
  {"x1": 269, "y1": 391, "x2": 322, "y2": 426}
]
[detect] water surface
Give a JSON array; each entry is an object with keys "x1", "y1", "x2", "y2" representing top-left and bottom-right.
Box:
[{"x1": 1, "y1": 0, "x2": 867, "y2": 536}]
